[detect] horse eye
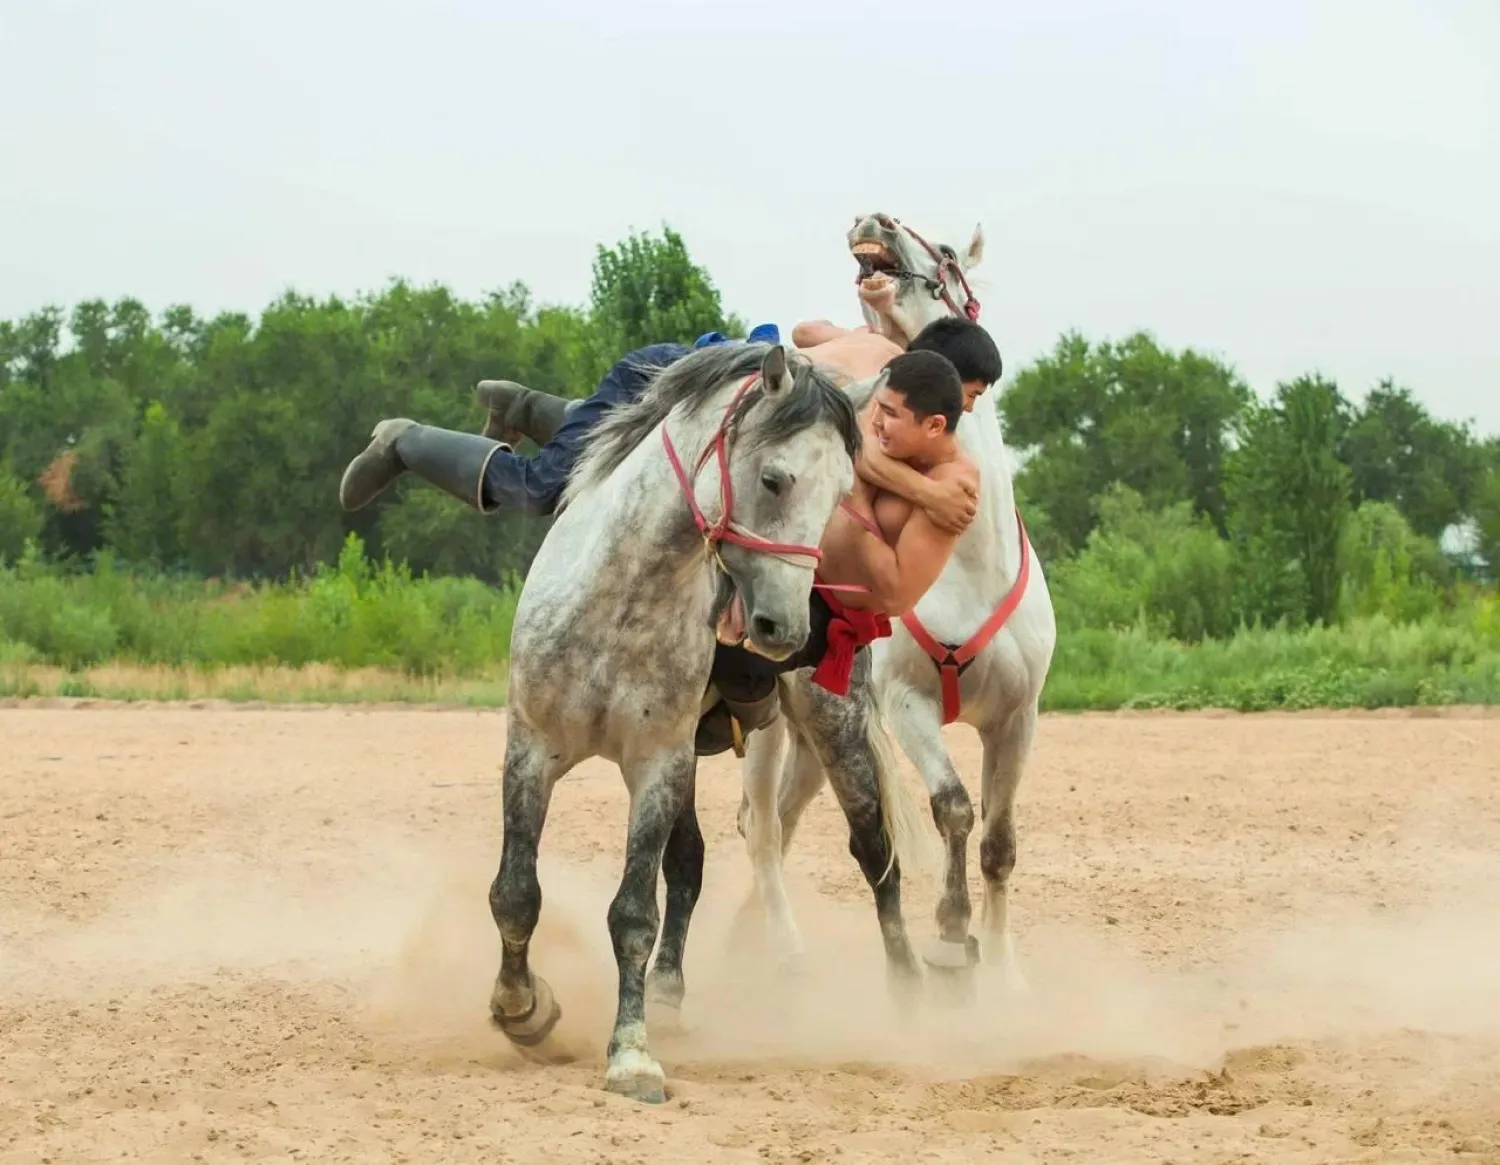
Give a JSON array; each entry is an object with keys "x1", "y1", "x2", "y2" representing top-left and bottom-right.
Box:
[{"x1": 761, "y1": 469, "x2": 790, "y2": 496}]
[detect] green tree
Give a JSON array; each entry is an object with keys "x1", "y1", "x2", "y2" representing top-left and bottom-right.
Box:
[
  {"x1": 1224, "y1": 374, "x2": 1355, "y2": 627},
  {"x1": 1472, "y1": 440, "x2": 1500, "y2": 580},
  {"x1": 1000, "y1": 330, "x2": 1251, "y2": 553},
  {"x1": 1336, "y1": 500, "x2": 1448, "y2": 622},
  {"x1": 1339, "y1": 379, "x2": 1485, "y2": 538},
  {"x1": 585, "y1": 225, "x2": 743, "y2": 380},
  {"x1": 0, "y1": 462, "x2": 44, "y2": 563},
  {"x1": 100, "y1": 401, "x2": 190, "y2": 569},
  {"x1": 1050, "y1": 483, "x2": 1235, "y2": 641}
]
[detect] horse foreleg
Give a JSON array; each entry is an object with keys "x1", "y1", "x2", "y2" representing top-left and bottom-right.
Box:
[
  {"x1": 884, "y1": 682, "x2": 978, "y2": 989},
  {"x1": 603, "y1": 745, "x2": 695, "y2": 1104},
  {"x1": 978, "y1": 703, "x2": 1037, "y2": 993},
  {"x1": 737, "y1": 713, "x2": 807, "y2": 968},
  {"x1": 488, "y1": 722, "x2": 567, "y2": 1047},
  {"x1": 645, "y1": 774, "x2": 704, "y2": 1015},
  {"x1": 774, "y1": 729, "x2": 828, "y2": 856}
]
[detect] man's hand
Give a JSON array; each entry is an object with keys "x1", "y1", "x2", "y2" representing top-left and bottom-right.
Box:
[{"x1": 920, "y1": 475, "x2": 978, "y2": 535}]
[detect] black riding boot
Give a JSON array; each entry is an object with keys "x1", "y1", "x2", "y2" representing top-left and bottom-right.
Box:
[
  {"x1": 693, "y1": 685, "x2": 781, "y2": 756},
  {"x1": 475, "y1": 380, "x2": 575, "y2": 446},
  {"x1": 338, "y1": 419, "x2": 510, "y2": 512}
]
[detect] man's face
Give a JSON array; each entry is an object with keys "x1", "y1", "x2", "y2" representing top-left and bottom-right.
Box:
[
  {"x1": 871, "y1": 385, "x2": 944, "y2": 460},
  {"x1": 960, "y1": 378, "x2": 988, "y2": 413}
]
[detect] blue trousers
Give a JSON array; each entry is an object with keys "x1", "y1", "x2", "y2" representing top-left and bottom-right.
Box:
[{"x1": 480, "y1": 342, "x2": 690, "y2": 516}]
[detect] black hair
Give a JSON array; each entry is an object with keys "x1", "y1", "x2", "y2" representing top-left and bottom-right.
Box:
[
  {"x1": 882, "y1": 349, "x2": 964, "y2": 432},
  {"x1": 908, "y1": 316, "x2": 1003, "y2": 385}
]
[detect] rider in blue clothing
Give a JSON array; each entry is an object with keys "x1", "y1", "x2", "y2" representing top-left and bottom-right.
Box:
[
  {"x1": 338, "y1": 324, "x2": 781, "y2": 516},
  {"x1": 336, "y1": 322, "x2": 788, "y2": 756}
]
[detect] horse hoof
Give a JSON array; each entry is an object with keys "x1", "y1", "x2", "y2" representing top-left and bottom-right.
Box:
[
  {"x1": 490, "y1": 973, "x2": 562, "y2": 1048},
  {"x1": 921, "y1": 936, "x2": 979, "y2": 971},
  {"x1": 604, "y1": 1051, "x2": 667, "y2": 1104},
  {"x1": 645, "y1": 972, "x2": 685, "y2": 1030},
  {"x1": 646, "y1": 998, "x2": 685, "y2": 1037},
  {"x1": 646, "y1": 968, "x2": 685, "y2": 1009},
  {"x1": 921, "y1": 937, "x2": 979, "y2": 1005}
]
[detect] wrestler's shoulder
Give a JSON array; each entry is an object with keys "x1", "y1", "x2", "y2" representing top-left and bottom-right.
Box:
[{"x1": 930, "y1": 449, "x2": 980, "y2": 487}]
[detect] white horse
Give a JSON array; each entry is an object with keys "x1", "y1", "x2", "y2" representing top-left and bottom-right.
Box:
[
  {"x1": 485, "y1": 342, "x2": 864, "y2": 1104},
  {"x1": 741, "y1": 212, "x2": 1057, "y2": 995}
]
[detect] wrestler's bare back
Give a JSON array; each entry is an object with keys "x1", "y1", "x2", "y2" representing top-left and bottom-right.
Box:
[{"x1": 795, "y1": 329, "x2": 904, "y2": 386}]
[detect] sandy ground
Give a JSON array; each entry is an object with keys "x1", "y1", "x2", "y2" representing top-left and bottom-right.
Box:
[{"x1": 3, "y1": 703, "x2": 1500, "y2": 1164}]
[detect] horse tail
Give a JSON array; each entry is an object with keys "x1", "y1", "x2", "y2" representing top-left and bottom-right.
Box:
[{"x1": 864, "y1": 684, "x2": 938, "y2": 888}]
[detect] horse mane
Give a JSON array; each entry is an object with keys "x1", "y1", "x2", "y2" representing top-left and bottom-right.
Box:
[{"x1": 562, "y1": 342, "x2": 861, "y2": 506}]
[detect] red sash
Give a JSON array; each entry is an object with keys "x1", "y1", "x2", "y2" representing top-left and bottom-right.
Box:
[{"x1": 810, "y1": 579, "x2": 892, "y2": 696}]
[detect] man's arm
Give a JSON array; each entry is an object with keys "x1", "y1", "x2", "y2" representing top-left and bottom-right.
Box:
[
  {"x1": 850, "y1": 502, "x2": 959, "y2": 617},
  {"x1": 853, "y1": 401, "x2": 978, "y2": 534},
  {"x1": 791, "y1": 319, "x2": 868, "y2": 347}
]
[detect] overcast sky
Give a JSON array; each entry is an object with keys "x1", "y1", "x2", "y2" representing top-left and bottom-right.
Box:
[{"x1": 2, "y1": 0, "x2": 1496, "y2": 433}]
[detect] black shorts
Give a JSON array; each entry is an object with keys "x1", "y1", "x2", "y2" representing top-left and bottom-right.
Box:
[{"x1": 709, "y1": 590, "x2": 833, "y2": 704}]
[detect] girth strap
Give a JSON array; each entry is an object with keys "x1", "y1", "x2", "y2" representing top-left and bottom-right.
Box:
[{"x1": 899, "y1": 509, "x2": 1031, "y2": 725}]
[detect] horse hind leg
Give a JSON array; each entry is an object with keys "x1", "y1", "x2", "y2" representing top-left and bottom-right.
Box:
[
  {"x1": 789, "y1": 668, "x2": 925, "y2": 1005},
  {"x1": 978, "y1": 704, "x2": 1038, "y2": 994},
  {"x1": 884, "y1": 683, "x2": 980, "y2": 999},
  {"x1": 488, "y1": 721, "x2": 569, "y2": 1048},
  {"x1": 645, "y1": 774, "x2": 704, "y2": 1019}
]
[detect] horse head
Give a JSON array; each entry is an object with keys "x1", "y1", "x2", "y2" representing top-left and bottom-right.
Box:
[
  {"x1": 847, "y1": 212, "x2": 984, "y2": 345},
  {"x1": 701, "y1": 343, "x2": 859, "y2": 660},
  {"x1": 565, "y1": 340, "x2": 859, "y2": 663}
]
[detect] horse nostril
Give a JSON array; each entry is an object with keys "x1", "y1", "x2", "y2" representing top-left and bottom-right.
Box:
[{"x1": 752, "y1": 615, "x2": 780, "y2": 642}]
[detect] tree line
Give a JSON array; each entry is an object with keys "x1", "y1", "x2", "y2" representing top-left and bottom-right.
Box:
[{"x1": 2, "y1": 224, "x2": 1497, "y2": 641}]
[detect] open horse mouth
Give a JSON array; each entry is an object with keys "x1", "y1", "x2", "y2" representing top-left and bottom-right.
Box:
[
  {"x1": 851, "y1": 240, "x2": 901, "y2": 294},
  {"x1": 716, "y1": 590, "x2": 748, "y2": 645}
]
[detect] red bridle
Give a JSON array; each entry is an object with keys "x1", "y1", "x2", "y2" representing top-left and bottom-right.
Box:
[
  {"x1": 660, "y1": 370, "x2": 870, "y2": 598},
  {"x1": 857, "y1": 217, "x2": 1032, "y2": 724},
  {"x1": 860, "y1": 214, "x2": 982, "y2": 323},
  {"x1": 661, "y1": 372, "x2": 827, "y2": 569}
]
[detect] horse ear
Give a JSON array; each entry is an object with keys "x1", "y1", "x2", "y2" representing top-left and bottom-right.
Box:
[
  {"x1": 965, "y1": 222, "x2": 984, "y2": 269},
  {"x1": 760, "y1": 344, "x2": 792, "y2": 394}
]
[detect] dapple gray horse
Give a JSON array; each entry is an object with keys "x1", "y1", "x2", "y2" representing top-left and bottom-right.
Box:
[{"x1": 486, "y1": 341, "x2": 871, "y2": 1104}]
